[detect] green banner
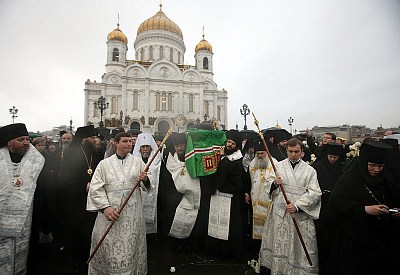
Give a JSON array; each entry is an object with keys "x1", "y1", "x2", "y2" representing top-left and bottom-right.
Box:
[{"x1": 184, "y1": 129, "x2": 227, "y2": 178}]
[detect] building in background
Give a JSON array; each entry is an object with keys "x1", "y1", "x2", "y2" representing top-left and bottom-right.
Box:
[
  {"x1": 306, "y1": 125, "x2": 370, "y2": 143},
  {"x1": 84, "y1": 4, "x2": 228, "y2": 134}
]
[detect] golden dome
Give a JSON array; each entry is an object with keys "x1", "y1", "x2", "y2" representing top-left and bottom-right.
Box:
[
  {"x1": 107, "y1": 23, "x2": 128, "y2": 44},
  {"x1": 195, "y1": 35, "x2": 213, "y2": 52},
  {"x1": 137, "y1": 4, "x2": 183, "y2": 39}
]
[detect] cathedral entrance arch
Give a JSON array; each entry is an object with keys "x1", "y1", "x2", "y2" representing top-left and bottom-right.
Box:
[
  {"x1": 157, "y1": 121, "x2": 170, "y2": 135},
  {"x1": 130, "y1": 121, "x2": 141, "y2": 130}
]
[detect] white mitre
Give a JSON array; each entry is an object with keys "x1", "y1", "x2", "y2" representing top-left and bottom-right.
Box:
[{"x1": 132, "y1": 132, "x2": 159, "y2": 158}]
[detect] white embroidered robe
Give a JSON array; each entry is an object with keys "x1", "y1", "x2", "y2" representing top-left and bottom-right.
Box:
[
  {"x1": 248, "y1": 157, "x2": 277, "y2": 239},
  {"x1": 87, "y1": 154, "x2": 153, "y2": 275},
  {"x1": 0, "y1": 145, "x2": 44, "y2": 275},
  {"x1": 259, "y1": 159, "x2": 321, "y2": 275},
  {"x1": 166, "y1": 153, "x2": 200, "y2": 239}
]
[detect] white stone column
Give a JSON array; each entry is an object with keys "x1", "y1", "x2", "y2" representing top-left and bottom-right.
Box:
[
  {"x1": 143, "y1": 79, "x2": 150, "y2": 132},
  {"x1": 84, "y1": 88, "x2": 89, "y2": 125}
]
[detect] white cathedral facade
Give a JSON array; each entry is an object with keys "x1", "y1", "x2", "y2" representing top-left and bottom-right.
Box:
[{"x1": 84, "y1": 5, "x2": 228, "y2": 135}]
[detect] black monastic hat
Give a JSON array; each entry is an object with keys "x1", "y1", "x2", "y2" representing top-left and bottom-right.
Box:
[
  {"x1": 59, "y1": 130, "x2": 67, "y2": 137},
  {"x1": 381, "y1": 138, "x2": 398, "y2": 150},
  {"x1": 0, "y1": 123, "x2": 29, "y2": 147},
  {"x1": 110, "y1": 127, "x2": 125, "y2": 138},
  {"x1": 226, "y1": 129, "x2": 242, "y2": 147},
  {"x1": 326, "y1": 142, "x2": 344, "y2": 156},
  {"x1": 75, "y1": 125, "x2": 97, "y2": 140},
  {"x1": 153, "y1": 134, "x2": 164, "y2": 142},
  {"x1": 171, "y1": 132, "x2": 186, "y2": 145},
  {"x1": 254, "y1": 137, "x2": 266, "y2": 152},
  {"x1": 359, "y1": 139, "x2": 392, "y2": 164}
]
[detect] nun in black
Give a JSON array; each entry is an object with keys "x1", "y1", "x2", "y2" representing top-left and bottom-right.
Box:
[
  {"x1": 326, "y1": 139, "x2": 400, "y2": 275},
  {"x1": 312, "y1": 142, "x2": 344, "y2": 274}
]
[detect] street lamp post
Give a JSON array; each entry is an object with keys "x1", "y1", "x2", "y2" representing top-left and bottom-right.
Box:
[
  {"x1": 119, "y1": 110, "x2": 124, "y2": 127},
  {"x1": 9, "y1": 106, "x2": 18, "y2": 123},
  {"x1": 240, "y1": 104, "x2": 250, "y2": 130},
  {"x1": 69, "y1": 118, "x2": 73, "y2": 133},
  {"x1": 94, "y1": 96, "x2": 109, "y2": 128},
  {"x1": 288, "y1": 116, "x2": 294, "y2": 134}
]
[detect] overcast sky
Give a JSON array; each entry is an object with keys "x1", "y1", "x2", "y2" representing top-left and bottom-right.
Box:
[{"x1": 0, "y1": 0, "x2": 399, "y2": 133}]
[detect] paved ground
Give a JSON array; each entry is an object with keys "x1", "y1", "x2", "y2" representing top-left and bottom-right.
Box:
[{"x1": 32, "y1": 226, "x2": 258, "y2": 275}]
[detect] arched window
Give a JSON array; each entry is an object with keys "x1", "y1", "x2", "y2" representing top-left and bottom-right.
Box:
[
  {"x1": 140, "y1": 48, "x2": 144, "y2": 61},
  {"x1": 170, "y1": 48, "x2": 173, "y2": 62},
  {"x1": 158, "y1": 121, "x2": 170, "y2": 135},
  {"x1": 112, "y1": 48, "x2": 119, "y2": 61},
  {"x1": 149, "y1": 46, "x2": 153, "y2": 60},
  {"x1": 160, "y1": 46, "x2": 164, "y2": 59},
  {"x1": 161, "y1": 92, "x2": 167, "y2": 111},
  {"x1": 168, "y1": 93, "x2": 172, "y2": 111},
  {"x1": 111, "y1": 97, "x2": 117, "y2": 114},
  {"x1": 189, "y1": 94, "x2": 194, "y2": 112},
  {"x1": 204, "y1": 101, "x2": 209, "y2": 117},
  {"x1": 130, "y1": 121, "x2": 141, "y2": 130},
  {"x1": 156, "y1": 92, "x2": 160, "y2": 111},
  {"x1": 133, "y1": 91, "x2": 139, "y2": 110},
  {"x1": 203, "y1": 57, "x2": 209, "y2": 69},
  {"x1": 217, "y1": 106, "x2": 221, "y2": 120}
]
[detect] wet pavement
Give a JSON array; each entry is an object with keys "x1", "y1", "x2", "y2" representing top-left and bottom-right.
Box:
[{"x1": 32, "y1": 226, "x2": 255, "y2": 275}]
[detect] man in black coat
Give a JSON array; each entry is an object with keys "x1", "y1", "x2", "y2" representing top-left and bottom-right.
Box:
[
  {"x1": 58, "y1": 125, "x2": 101, "y2": 268},
  {"x1": 206, "y1": 129, "x2": 245, "y2": 260}
]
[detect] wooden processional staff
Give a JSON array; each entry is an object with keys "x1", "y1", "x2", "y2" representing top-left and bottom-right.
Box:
[
  {"x1": 252, "y1": 112, "x2": 313, "y2": 266},
  {"x1": 87, "y1": 128, "x2": 174, "y2": 264}
]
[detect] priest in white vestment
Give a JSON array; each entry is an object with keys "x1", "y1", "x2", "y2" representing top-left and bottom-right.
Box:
[
  {"x1": 247, "y1": 139, "x2": 278, "y2": 242},
  {"x1": 0, "y1": 123, "x2": 44, "y2": 275},
  {"x1": 132, "y1": 133, "x2": 161, "y2": 234},
  {"x1": 166, "y1": 137, "x2": 201, "y2": 240},
  {"x1": 87, "y1": 132, "x2": 153, "y2": 275},
  {"x1": 259, "y1": 138, "x2": 321, "y2": 275}
]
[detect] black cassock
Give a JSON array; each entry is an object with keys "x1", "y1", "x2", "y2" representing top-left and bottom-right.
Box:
[
  {"x1": 326, "y1": 162, "x2": 400, "y2": 275},
  {"x1": 58, "y1": 141, "x2": 101, "y2": 263},
  {"x1": 312, "y1": 159, "x2": 343, "y2": 274},
  {"x1": 157, "y1": 153, "x2": 183, "y2": 238},
  {"x1": 205, "y1": 155, "x2": 245, "y2": 260}
]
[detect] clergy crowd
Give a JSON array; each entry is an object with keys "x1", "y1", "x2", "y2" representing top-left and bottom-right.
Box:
[{"x1": 0, "y1": 122, "x2": 399, "y2": 275}]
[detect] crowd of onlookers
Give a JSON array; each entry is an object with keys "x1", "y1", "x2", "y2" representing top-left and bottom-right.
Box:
[{"x1": 1, "y1": 123, "x2": 399, "y2": 275}]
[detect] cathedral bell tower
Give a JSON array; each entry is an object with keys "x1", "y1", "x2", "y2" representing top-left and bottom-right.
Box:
[
  {"x1": 106, "y1": 22, "x2": 128, "y2": 74},
  {"x1": 194, "y1": 33, "x2": 213, "y2": 80}
]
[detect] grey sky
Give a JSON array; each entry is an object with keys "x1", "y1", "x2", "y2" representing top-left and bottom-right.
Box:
[{"x1": 0, "y1": 0, "x2": 399, "y2": 133}]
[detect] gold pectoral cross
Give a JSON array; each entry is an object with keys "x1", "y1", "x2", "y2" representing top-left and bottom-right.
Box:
[{"x1": 180, "y1": 167, "x2": 186, "y2": 176}]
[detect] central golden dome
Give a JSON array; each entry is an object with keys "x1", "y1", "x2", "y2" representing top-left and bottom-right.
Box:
[{"x1": 137, "y1": 4, "x2": 183, "y2": 39}]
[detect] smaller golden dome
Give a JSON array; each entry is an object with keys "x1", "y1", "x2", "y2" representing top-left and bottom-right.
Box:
[
  {"x1": 107, "y1": 23, "x2": 128, "y2": 44},
  {"x1": 195, "y1": 35, "x2": 213, "y2": 52},
  {"x1": 195, "y1": 34, "x2": 212, "y2": 52}
]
